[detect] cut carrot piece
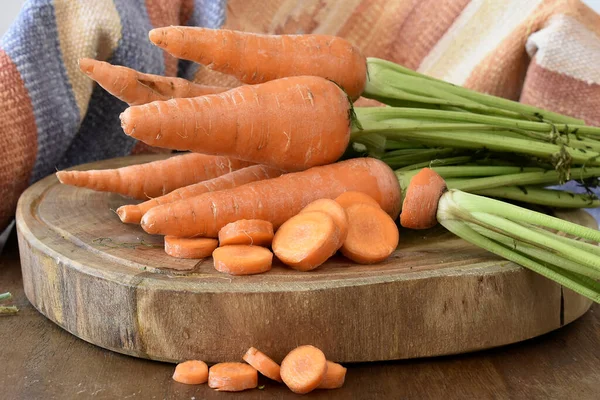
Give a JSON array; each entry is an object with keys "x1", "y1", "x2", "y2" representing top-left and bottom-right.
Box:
[
  {"x1": 172, "y1": 360, "x2": 209, "y2": 385},
  {"x1": 212, "y1": 245, "x2": 273, "y2": 275},
  {"x1": 242, "y1": 347, "x2": 282, "y2": 382},
  {"x1": 317, "y1": 361, "x2": 347, "y2": 389},
  {"x1": 341, "y1": 203, "x2": 399, "y2": 264},
  {"x1": 208, "y1": 362, "x2": 258, "y2": 392},
  {"x1": 335, "y1": 191, "x2": 380, "y2": 209},
  {"x1": 300, "y1": 199, "x2": 348, "y2": 245},
  {"x1": 272, "y1": 211, "x2": 341, "y2": 271},
  {"x1": 400, "y1": 168, "x2": 447, "y2": 230},
  {"x1": 164, "y1": 236, "x2": 218, "y2": 259},
  {"x1": 218, "y1": 220, "x2": 274, "y2": 247},
  {"x1": 280, "y1": 345, "x2": 328, "y2": 394}
]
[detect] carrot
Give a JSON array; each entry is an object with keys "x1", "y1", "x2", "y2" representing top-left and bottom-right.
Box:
[
  {"x1": 400, "y1": 168, "x2": 447, "y2": 230},
  {"x1": 272, "y1": 211, "x2": 341, "y2": 271},
  {"x1": 341, "y1": 203, "x2": 399, "y2": 264},
  {"x1": 242, "y1": 347, "x2": 282, "y2": 382},
  {"x1": 120, "y1": 75, "x2": 352, "y2": 171},
  {"x1": 212, "y1": 245, "x2": 273, "y2": 275},
  {"x1": 300, "y1": 199, "x2": 348, "y2": 245},
  {"x1": 117, "y1": 165, "x2": 283, "y2": 224},
  {"x1": 79, "y1": 58, "x2": 228, "y2": 106},
  {"x1": 148, "y1": 27, "x2": 367, "y2": 99},
  {"x1": 141, "y1": 158, "x2": 401, "y2": 238},
  {"x1": 164, "y1": 236, "x2": 218, "y2": 259},
  {"x1": 56, "y1": 153, "x2": 252, "y2": 200},
  {"x1": 218, "y1": 220, "x2": 274, "y2": 247},
  {"x1": 317, "y1": 361, "x2": 347, "y2": 389},
  {"x1": 172, "y1": 360, "x2": 209, "y2": 385},
  {"x1": 208, "y1": 362, "x2": 258, "y2": 392},
  {"x1": 280, "y1": 345, "x2": 328, "y2": 394},
  {"x1": 335, "y1": 191, "x2": 380, "y2": 209}
]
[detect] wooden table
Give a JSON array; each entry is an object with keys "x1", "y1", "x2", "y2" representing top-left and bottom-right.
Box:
[{"x1": 1, "y1": 230, "x2": 599, "y2": 399}]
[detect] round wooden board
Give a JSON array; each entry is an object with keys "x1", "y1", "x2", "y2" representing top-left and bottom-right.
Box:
[{"x1": 16, "y1": 155, "x2": 595, "y2": 363}]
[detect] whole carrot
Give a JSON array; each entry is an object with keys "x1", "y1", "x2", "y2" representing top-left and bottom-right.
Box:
[
  {"x1": 56, "y1": 153, "x2": 252, "y2": 200},
  {"x1": 120, "y1": 76, "x2": 352, "y2": 171},
  {"x1": 141, "y1": 158, "x2": 401, "y2": 238},
  {"x1": 149, "y1": 27, "x2": 367, "y2": 99},
  {"x1": 79, "y1": 58, "x2": 228, "y2": 106}
]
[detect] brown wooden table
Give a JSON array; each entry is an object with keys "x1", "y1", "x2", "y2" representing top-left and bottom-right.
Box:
[{"x1": 1, "y1": 230, "x2": 599, "y2": 399}]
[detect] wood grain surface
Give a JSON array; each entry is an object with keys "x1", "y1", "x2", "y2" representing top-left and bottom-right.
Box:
[{"x1": 14, "y1": 154, "x2": 594, "y2": 364}]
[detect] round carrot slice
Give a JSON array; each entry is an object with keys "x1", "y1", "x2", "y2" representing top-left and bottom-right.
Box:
[
  {"x1": 335, "y1": 191, "x2": 380, "y2": 209},
  {"x1": 272, "y1": 211, "x2": 341, "y2": 271},
  {"x1": 212, "y1": 245, "x2": 273, "y2": 275},
  {"x1": 300, "y1": 199, "x2": 348, "y2": 246},
  {"x1": 280, "y1": 345, "x2": 328, "y2": 394},
  {"x1": 208, "y1": 362, "x2": 258, "y2": 392},
  {"x1": 242, "y1": 347, "x2": 282, "y2": 382},
  {"x1": 400, "y1": 168, "x2": 447, "y2": 230},
  {"x1": 341, "y1": 203, "x2": 399, "y2": 264},
  {"x1": 164, "y1": 236, "x2": 218, "y2": 259},
  {"x1": 172, "y1": 360, "x2": 209, "y2": 385},
  {"x1": 218, "y1": 219, "x2": 274, "y2": 246},
  {"x1": 317, "y1": 361, "x2": 347, "y2": 389}
]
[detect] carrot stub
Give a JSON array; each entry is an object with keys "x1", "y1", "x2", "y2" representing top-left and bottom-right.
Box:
[
  {"x1": 280, "y1": 345, "x2": 328, "y2": 394},
  {"x1": 400, "y1": 168, "x2": 447, "y2": 230},
  {"x1": 212, "y1": 245, "x2": 273, "y2": 275},
  {"x1": 340, "y1": 203, "x2": 399, "y2": 264},
  {"x1": 242, "y1": 347, "x2": 282, "y2": 382},
  {"x1": 172, "y1": 360, "x2": 209, "y2": 385},
  {"x1": 300, "y1": 199, "x2": 348, "y2": 245},
  {"x1": 208, "y1": 362, "x2": 258, "y2": 392},
  {"x1": 218, "y1": 220, "x2": 274, "y2": 247},
  {"x1": 335, "y1": 191, "x2": 380, "y2": 209},
  {"x1": 164, "y1": 236, "x2": 219, "y2": 259},
  {"x1": 317, "y1": 361, "x2": 347, "y2": 389}
]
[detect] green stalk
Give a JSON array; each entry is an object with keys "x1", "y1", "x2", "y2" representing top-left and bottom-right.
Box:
[
  {"x1": 0, "y1": 292, "x2": 12, "y2": 302},
  {"x1": 395, "y1": 156, "x2": 475, "y2": 171},
  {"x1": 473, "y1": 186, "x2": 600, "y2": 208},
  {"x1": 529, "y1": 225, "x2": 600, "y2": 257},
  {"x1": 0, "y1": 306, "x2": 18, "y2": 315}
]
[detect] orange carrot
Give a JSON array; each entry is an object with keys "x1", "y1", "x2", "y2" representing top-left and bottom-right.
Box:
[
  {"x1": 300, "y1": 199, "x2": 348, "y2": 245},
  {"x1": 79, "y1": 58, "x2": 228, "y2": 106},
  {"x1": 164, "y1": 236, "x2": 218, "y2": 259},
  {"x1": 117, "y1": 165, "x2": 283, "y2": 224},
  {"x1": 242, "y1": 347, "x2": 282, "y2": 382},
  {"x1": 141, "y1": 158, "x2": 401, "y2": 238},
  {"x1": 172, "y1": 360, "x2": 209, "y2": 385},
  {"x1": 335, "y1": 191, "x2": 380, "y2": 209},
  {"x1": 341, "y1": 203, "x2": 399, "y2": 264},
  {"x1": 120, "y1": 76, "x2": 352, "y2": 171},
  {"x1": 56, "y1": 153, "x2": 252, "y2": 200},
  {"x1": 212, "y1": 245, "x2": 273, "y2": 275},
  {"x1": 400, "y1": 168, "x2": 447, "y2": 230},
  {"x1": 218, "y1": 220, "x2": 274, "y2": 247},
  {"x1": 208, "y1": 362, "x2": 258, "y2": 392},
  {"x1": 317, "y1": 361, "x2": 347, "y2": 389},
  {"x1": 148, "y1": 27, "x2": 367, "y2": 99},
  {"x1": 280, "y1": 345, "x2": 328, "y2": 394},
  {"x1": 272, "y1": 211, "x2": 341, "y2": 271}
]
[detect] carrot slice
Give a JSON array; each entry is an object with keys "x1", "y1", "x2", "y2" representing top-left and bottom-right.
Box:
[
  {"x1": 242, "y1": 347, "x2": 282, "y2": 382},
  {"x1": 280, "y1": 345, "x2": 328, "y2": 394},
  {"x1": 400, "y1": 168, "x2": 447, "y2": 230},
  {"x1": 317, "y1": 361, "x2": 347, "y2": 389},
  {"x1": 335, "y1": 191, "x2": 381, "y2": 210},
  {"x1": 218, "y1": 219, "x2": 274, "y2": 247},
  {"x1": 212, "y1": 245, "x2": 273, "y2": 275},
  {"x1": 272, "y1": 211, "x2": 341, "y2": 271},
  {"x1": 164, "y1": 236, "x2": 218, "y2": 259},
  {"x1": 340, "y1": 203, "x2": 399, "y2": 264},
  {"x1": 172, "y1": 360, "x2": 209, "y2": 385},
  {"x1": 300, "y1": 199, "x2": 348, "y2": 245},
  {"x1": 208, "y1": 362, "x2": 258, "y2": 392}
]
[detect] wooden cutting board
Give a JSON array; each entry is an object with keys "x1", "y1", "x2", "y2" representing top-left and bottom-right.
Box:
[{"x1": 15, "y1": 154, "x2": 594, "y2": 363}]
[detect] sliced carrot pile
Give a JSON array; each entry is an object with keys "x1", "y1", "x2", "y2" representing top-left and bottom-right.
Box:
[
  {"x1": 317, "y1": 361, "x2": 347, "y2": 389},
  {"x1": 164, "y1": 236, "x2": 218, "y2": 259},
  {"x1": 272, "y1": 211, "x2": 341, "y2": 271},
  {"x1": 242, "y1": 347, "x2": 282, "y2": 382},
  {"x1": 208, "y1": 362, "x2": 258, "y2": 392},
  {"x1": 335, "y1": 191, "x2": 380, "y2": 210},
  {"x1": 400, "y1": 168, "x2": 447, "y2": 230},
  {"x1": 300, "y1": 199, "x2": 348, "y2": 245},
  {"x1": 172, "y1": 360, "x2": 209, "y2": 385},
  {"x1": 341, "y1": 203, "x2": 399, "y2": 264},
  {"x1": 212, "y1": 245, "x2": 273, "y2": 275},
  {"x1": 280, "y1": 345, "x2": 328, "y2": 394},
  {"x1": 218, "y1": 219, "x2": 274, "y2": 247}
]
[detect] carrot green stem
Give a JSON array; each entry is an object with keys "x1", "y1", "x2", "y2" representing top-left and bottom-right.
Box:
[
  {"x1": 395, "y1": 156, "x2": 475, "y2": 171},
  {"x1": 0, "y1": 306, "x2": 19, "y2": 315},
  {"x1": 473, "y1": 186, "x2": 600, "y2": 208},
  {"x1": 528, "y1": 224, "x2": 600, "y2": 257},
  {"x1": 0, "y1": 292, "x2": 12, "y2": 302}
]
